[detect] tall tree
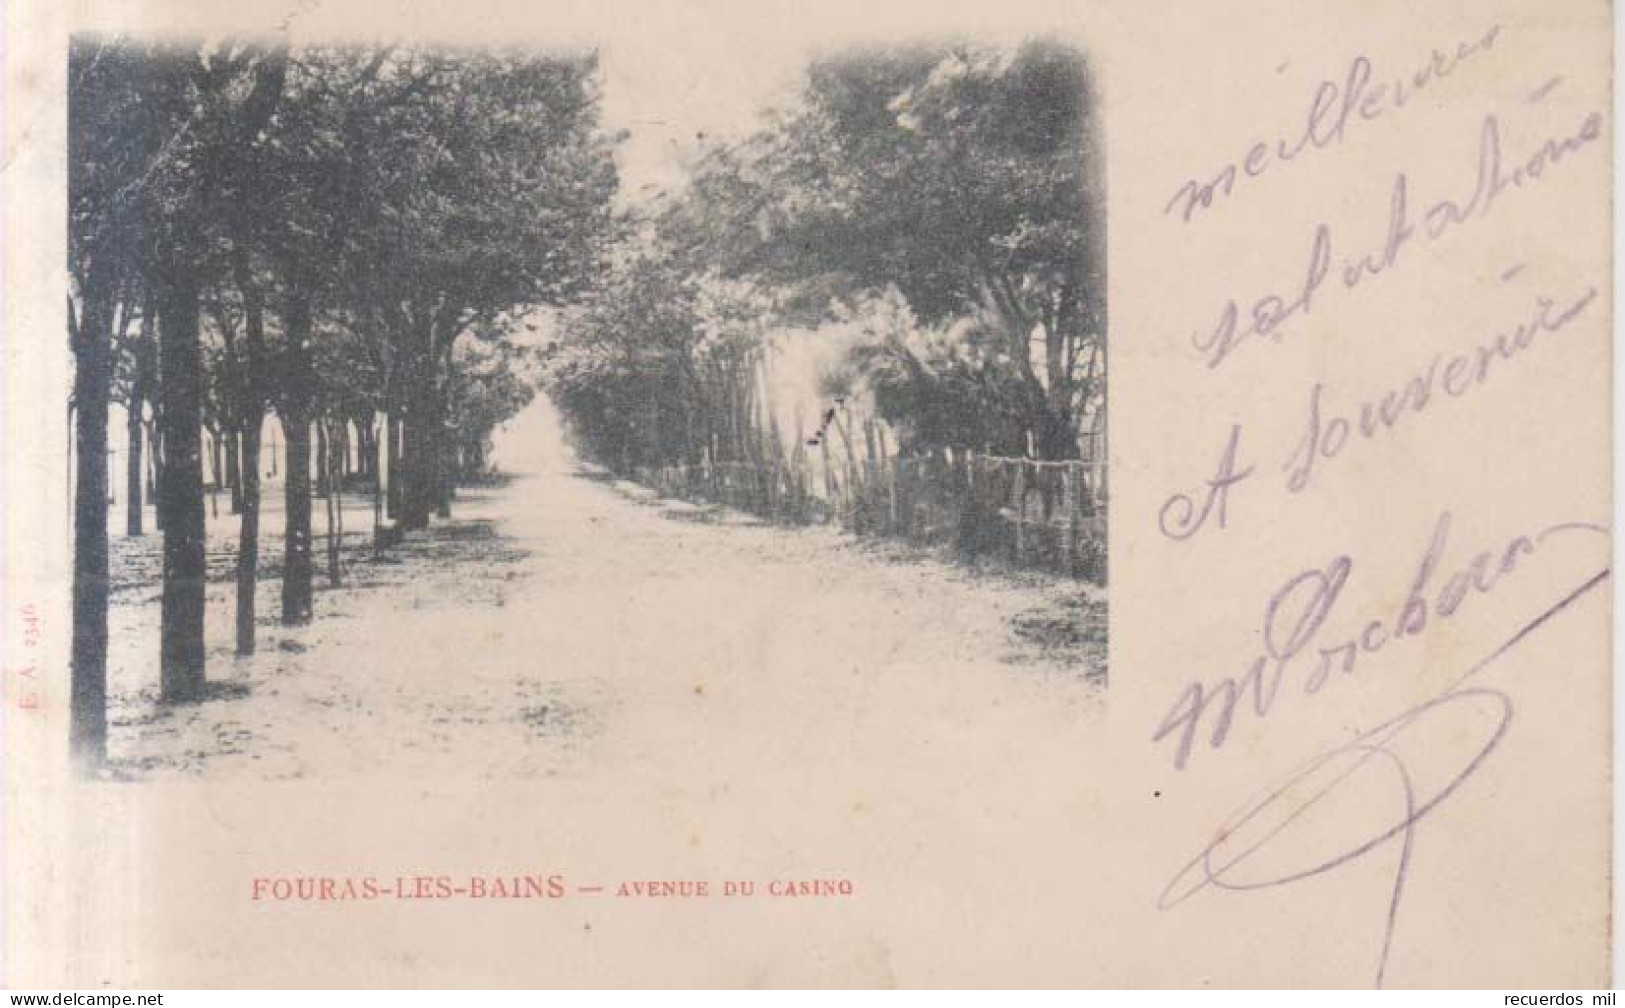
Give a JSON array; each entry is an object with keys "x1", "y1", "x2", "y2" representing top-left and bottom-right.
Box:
[
  {"x1": 675, "y1": 41, "x2": 1104, "y2": 459},
  {"x1": 120, "y1": 302, "x2": 157, "y2": 536},
  {"x1": 230, "y1": 251, "x2": 271, "y2": 653},
  {"x1": 153, "y1": 263, "x2": 208, "y2": 700},
  {"x1": 142, "y1": 44, "x2": 289, "y2": 698},
  {"x1": 68, "y1": 38, "x2": 169, "y2": 764},
  {"x1": 278, "y1": 287, "x2": 317, "y2": 623}
]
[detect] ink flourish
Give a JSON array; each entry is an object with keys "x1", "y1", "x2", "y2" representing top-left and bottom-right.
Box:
[{"x1": 1156, "y1": 522, "x2": 1609, "y2": 987}]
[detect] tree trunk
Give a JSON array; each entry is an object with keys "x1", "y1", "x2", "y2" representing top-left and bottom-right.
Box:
[
  {"x1": 205, "y1": 424, "x2": 222, "y2": 519},
  {"x1": 1033, "y1": 405, "x2": 1078, "y2": 461},
  {"x1": 361, "y1": 416, "x2": 376, "y2": 481},
  {"x1": 225, "y1": 429, "x2": 242, "y2": 514},
  {"x1": 340, "y1": 418, "x2": 352, "y2": 482},
  {"x1": 209, "y1": 428, "x2": 224, "y2": 490},
  {"x1": 148, "y1": 422, "x2": 165, "y2": 531},
  {"x1": 280, "y1": 292, "x2": 315, "y2": 625},
  {"x1": 325, "y1": 418, "x2": 343, "y2": 588},
  {"x1": 436, "y1": 429, "x2": 452, "y2": 519},
  {"x1": 356, "y1": 418, "x2": 369, "y2": 480},
  {"x1": 237, "y1": 410, "x2": 263, "y2": 655},
  {"x1": 434, "y1": 341, "x2": 452, "y2": 519},
  {"x1": 157, "y1": 272, "x2": 207, "y2": 704},
  {"x1": 233, "y1": 251, "x2": 268, "y2": 657},
  {"x1": 352, "y1": 419, "x2": 365, "y2": 481},
  {"x1": 315, "y1": 416, "x2": 330, "y2": 498},
  {"x1": 384, "y1": 411, "x2": 400, "y2": 519},
  {"x1": 399, "y1": 409, "x2": 424, "y2": 529},
  {"x1": 125, "y1": 392, "x2": 144, "y2": 537},
  {"x1": 372, "y1": 416, "x2": 386, "y2": 552},
  {"x1": 69, "y1": 272, "x2": 115, "y2": 770},
  {"x1": 399, "y1": 347, "x2": 438, "y2": 529},
  {"x1": 1096, "y1": 331, "x2": 1108, "y2": 509},
  {"x1": 144, "y1": 419, "x2": 159, "y2": 496}
]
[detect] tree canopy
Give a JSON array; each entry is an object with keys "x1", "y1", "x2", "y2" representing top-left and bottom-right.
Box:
[
  {"x1": 658, "y1": 40, "x2": 1104, "y2": 459},
  {"x1": 66, "y1": 36, "x2": 623, "y2": 766}
]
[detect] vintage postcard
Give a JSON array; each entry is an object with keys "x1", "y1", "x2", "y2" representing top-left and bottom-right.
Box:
[{"x1": 1, "y1": 0, "x2": 1612, "y2": 989}]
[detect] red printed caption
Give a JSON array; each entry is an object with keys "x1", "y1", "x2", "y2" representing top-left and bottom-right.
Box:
[
  {"x1": 9, "y1": 604, "x2": 42, "y2": 710},
  {"x1": 251, "y1": 874, "x2": 856, "y2": 902}
]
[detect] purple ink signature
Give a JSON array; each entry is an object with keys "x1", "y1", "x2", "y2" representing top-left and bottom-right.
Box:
[{"x1": 1155, "y1": 514, "x2": 1609, "y2": 986}]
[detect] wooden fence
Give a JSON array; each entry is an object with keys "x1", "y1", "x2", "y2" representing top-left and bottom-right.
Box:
[{"x1": 634, "y1": 422, "x2": 1106, "y2": 582}]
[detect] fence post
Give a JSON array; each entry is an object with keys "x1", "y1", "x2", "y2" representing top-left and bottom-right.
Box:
[
  {"x1": 1065, "y1": 464, "x2": 1080, "y2": 577},
  {"x1": 893, "y1": 455, "x2": 908, "y2": 537},
  {"x1": 963, "y1": 451, "x2": 978, "y2": 557},
  {"x1": 1011, "y1": 460, "x2": 1026, "y2": 564},
  {"x1": 820, "y1": 435, "x2": 836, "y2": 525},
  {"x1": 836, "y1": 407, "x2": 858, "y2": 532},
  {"x1": 710, "y1": 434, "x2": 720, "y2": 501},
  {"x1": 861, "y1": 420, "x2": 879, "y2": 534},
  {"x1": 877, "y1": 424, "x2": 898, "y2": 534},
  {"x1": 792, "y1": 407, "x2": 807, "y2": 524}
]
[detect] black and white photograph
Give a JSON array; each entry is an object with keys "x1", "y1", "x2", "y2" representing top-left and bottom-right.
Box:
[{"x1": 65, "y1": 33, "x2": 1108, "y2": 779}]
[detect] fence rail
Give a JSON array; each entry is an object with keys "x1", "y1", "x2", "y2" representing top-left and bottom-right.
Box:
[{"x1": 634, "y1": 438, "x2": 1106, "y2": 582}]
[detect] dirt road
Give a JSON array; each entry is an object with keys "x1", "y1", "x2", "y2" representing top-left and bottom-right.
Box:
[{"x1": 106, "y1": 400, "x2": 1105, "y2": 781}]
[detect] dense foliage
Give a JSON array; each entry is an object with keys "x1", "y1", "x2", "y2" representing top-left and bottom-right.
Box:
[
  {"x1": 67, "y1": 37, "x2": 620, "y2": 767},
  {"x1": 553, "y1": 40, "x2": 1105, "y2": 465}
]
